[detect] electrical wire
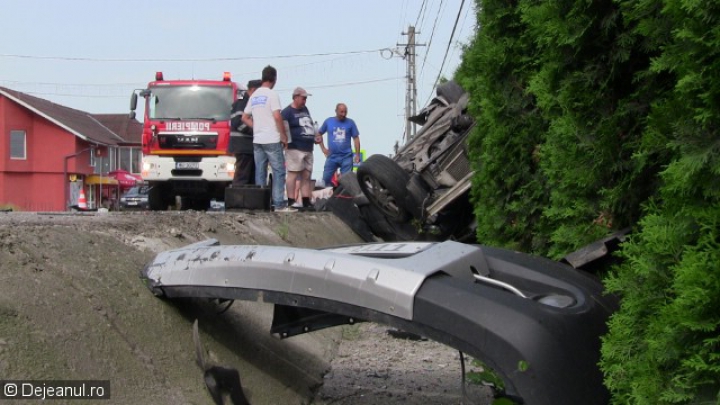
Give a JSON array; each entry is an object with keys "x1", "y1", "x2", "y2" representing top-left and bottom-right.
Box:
[
  {"x1": 427, "y1": 0, "x2": 466, "y2": 106},
  {"x1": 414, "y1": 0, "x2": 429, "y2": 28},
  {"x1": 295, "y1": 76, "x2": 402, "y2": 89},
  {"x1": 397, "y1": 0, "x2": 411, "y2": 43},
  {"x1": 3, "y1": 76, "x2": 404, "y2": 100},
  {"x1": 419, "y1": 0, "x2": 446, "y2": 79},
  {"x1": 1, "y1": 79, "x2": 141, "y2": 87},
  {"x1": 0, "y1": 49, "x2": 385, "y2": 63},
  {"x1": 446, "y1": 2, "x2": 474, "y2": 70}
]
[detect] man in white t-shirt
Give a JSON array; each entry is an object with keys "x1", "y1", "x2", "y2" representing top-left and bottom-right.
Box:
[{"x1": 241, "y1": 65, "x2": 294, "y2": 212}]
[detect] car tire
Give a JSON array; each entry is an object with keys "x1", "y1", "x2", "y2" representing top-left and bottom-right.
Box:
[
  {"x1": 452, "y1": 113, "x2": 474, "y2": 132},
  {"x1": 436, "y1": 81, "x2": 465, "y2": 104},
  {"x1": 357, "y1": 155, "x2": 411, "y2": 222},
  {"x1": 405, "y1": 173, "x2": 431, "y2": 220},
  {"x1": 358, "y1": 204, "x2": 418, "y2": 241}
]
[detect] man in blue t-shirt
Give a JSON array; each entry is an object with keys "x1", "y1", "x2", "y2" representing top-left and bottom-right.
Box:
[
  {"x1": 317, "y1": 103, "x2": 361, "y2": 187},
  {"x1": 281, "y1": 87, "x2": 316, "y2": 209}
]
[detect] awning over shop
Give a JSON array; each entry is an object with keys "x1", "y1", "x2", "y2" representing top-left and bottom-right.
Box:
[
  {"x1": 86, "y1": 175, "x2": 119, "y2": 186},
  {"x1": 108, "y1": 170, "x2": 143, "y2": 189}
]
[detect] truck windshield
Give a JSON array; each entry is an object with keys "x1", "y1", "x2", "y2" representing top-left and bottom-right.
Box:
[{"x1": 147, "y1": 85, "x2": 233, "y2": 121}]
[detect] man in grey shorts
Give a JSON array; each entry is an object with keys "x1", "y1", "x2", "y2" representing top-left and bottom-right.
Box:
[{"x1": 281, "y1": 86, "x2": 316, "y2": 210}]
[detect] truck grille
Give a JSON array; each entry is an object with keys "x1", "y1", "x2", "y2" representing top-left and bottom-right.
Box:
[
  {"x1": 170, "y1": 169, "x2": 203, "y2": 177},
  {"x1": 158, "y1": 133, "x2": 218, "y2": 150}
]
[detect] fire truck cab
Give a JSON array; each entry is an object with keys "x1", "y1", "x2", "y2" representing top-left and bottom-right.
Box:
[{"x1": 130, "y1": 72, "x2": 239, "y2": 210}]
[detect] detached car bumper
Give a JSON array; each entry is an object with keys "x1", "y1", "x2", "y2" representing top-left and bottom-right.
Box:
[{"x1": 141, "y1": 240, "x2": 616, "y2": 405}]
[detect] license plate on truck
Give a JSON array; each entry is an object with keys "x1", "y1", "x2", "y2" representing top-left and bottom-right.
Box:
[{"x1": 175, "y1": 162, "x2": 199, "y2": 169}]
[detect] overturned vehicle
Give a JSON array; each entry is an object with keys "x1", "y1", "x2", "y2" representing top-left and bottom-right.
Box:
[{"x1": 357, "y1": 80, "x2": 476, "y2": 242}]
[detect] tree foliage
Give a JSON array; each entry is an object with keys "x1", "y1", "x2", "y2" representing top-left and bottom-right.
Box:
[
  {"x1": 455, "y1": 0, "x2": 720, "y2": 402},
  {"x1": 456, "y1": 0, "x2": 551, "y2": 253}
]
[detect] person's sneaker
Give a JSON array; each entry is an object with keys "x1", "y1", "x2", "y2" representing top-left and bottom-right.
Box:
[
  {"x1": 291, "y1": 201, "x2": 303, "y2": 208},
  {"x1": 274, "y1": 206, "x2": 297, "y2": 213}
]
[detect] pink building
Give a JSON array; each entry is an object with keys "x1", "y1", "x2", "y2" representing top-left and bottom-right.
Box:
[{"x1": 0, "y1": 87, "x2": 142, "y2": 211}]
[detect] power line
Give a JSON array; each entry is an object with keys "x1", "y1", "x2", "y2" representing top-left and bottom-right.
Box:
[
  {"x1": 398, "y1": 0, "x2": 411, "y2": 42},
  {"x1": 414, "y1": 0, "x2": 429, "y2": 28},
  {"x1": 0, "y1": 48, "x2": 386, "y2": 63},
  {"x1": 428, "y1": 0, "x2": 465, "y2": 105},
  {"x1": 419, "y1": 0, "x2": 446, "y2": 79},
  {"x1": 297, "y1": 76, "x2": 402, "y2": 89},
  {"x1": 22, "y1": 92, "x2": 129, "y2": 99},
  {"x1": 448, "y1": 2, "x2": 474, "y2": 65},
  {"x1": 3, "y1": 76, "x2": 404, "y2": 100},
  {"x1": 1, "y1": 79, "x2": 142, "y2": 87}
]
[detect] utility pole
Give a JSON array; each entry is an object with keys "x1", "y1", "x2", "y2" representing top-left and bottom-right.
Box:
[{"x1": 398, "y1": 25, "x2": 425, "y2": 143}]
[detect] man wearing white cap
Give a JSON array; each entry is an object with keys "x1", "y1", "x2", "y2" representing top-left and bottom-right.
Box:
[{"x1": 281, "y1": 87, "x2": 316, "y2": 210}]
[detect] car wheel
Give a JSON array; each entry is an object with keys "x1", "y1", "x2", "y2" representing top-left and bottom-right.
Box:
[
  {"x1": 436, "y1": 80, "x2": 465, "y2": 104},
  {"x1": 358, "y1": 205, "x2": 419, "y2": 241},
  {"x1": 405, "y1": 173, "x2": 431, "y2": 220},
  {"x1": 452, "y1": 113, "x2": 474, "y2": 132},
  {"x1": 357, "y1": 155, "x2": 411, "y2": 222}
]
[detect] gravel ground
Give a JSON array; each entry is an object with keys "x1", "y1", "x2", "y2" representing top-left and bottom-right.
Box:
[
  {"x1": 313, "y1": 323, "x2": 492, "y2": 405},
  {"x1": 0, "y1": 210, "x2": 494, "y2": 404}
]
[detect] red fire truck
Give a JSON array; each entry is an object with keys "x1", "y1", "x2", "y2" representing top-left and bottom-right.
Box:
[{"x1": 130, "y1": 72, "x2": 239, "y2": 210}]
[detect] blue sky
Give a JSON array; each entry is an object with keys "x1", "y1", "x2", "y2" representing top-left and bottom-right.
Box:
[{"x1": 1, "y1": 0, "x2": 476, "y2": 176}]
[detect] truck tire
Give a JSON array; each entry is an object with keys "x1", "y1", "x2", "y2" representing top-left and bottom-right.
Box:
[
  {"x1": 357, "y1": 155, "x2": 411, "y2": 222},
  {"x1": 148, "y1": 185, "x2": 166, "y2": 211}
]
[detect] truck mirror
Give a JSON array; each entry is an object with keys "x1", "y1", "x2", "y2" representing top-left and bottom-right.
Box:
[{"x1": 130, "y1": 92, "x2": 138, "y2": 111}]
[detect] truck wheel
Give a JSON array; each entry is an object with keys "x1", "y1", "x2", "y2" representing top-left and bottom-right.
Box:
[
  {"x1": 357, "y1": 155, "x2": 411, "y2": 222},
  {"x1": 148, "y1": 185, "x2": 166, "y2": 211}
]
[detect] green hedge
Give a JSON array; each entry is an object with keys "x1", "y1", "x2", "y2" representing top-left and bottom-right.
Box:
[{"x1": 455, "y1": 0, "x2": 720, "y2": 402}]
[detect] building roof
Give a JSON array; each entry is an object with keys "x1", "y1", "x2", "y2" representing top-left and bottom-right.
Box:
[
  {"x1": 0, "y1": 86, "x2": 140, "y2": 146},
  {"x1": 93, "y1": 114, "x2": 143, "y2": 144}
]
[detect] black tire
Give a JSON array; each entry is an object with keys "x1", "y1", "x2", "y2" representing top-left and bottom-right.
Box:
[
  {"x1": 358, "y1": 205, "x2": 419, "y2": 241},
  {"x1": 148, "y1": 185, "x2": 166, "y2": 211},
  {"x1": 436, "y1": 80, "x2": 465, "y2": 104},
  {"x1": 190, "y1": 197, "x2": 211, "y2": 211},
  {"x1": 337, "y1": 171, "x2": 362, "y2": 197},
  {"x1": 357, "y1": 155, "x2": 411, "y2": 222},
  {"x1": 404, "y1": 173, "x2": 431, "y2": 220},
  {"x1": 451, "y1": 113, "x2": 474, "y2": 132}
]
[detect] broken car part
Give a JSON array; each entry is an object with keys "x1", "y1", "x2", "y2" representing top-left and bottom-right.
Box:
[{"x1": 141, "y1": 240, "x2": 617, "y2": 405}]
